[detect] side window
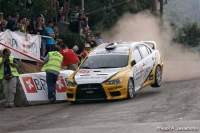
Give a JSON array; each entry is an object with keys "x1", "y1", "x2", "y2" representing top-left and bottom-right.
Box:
[
  {"x1": 138, "y1": 44, "x2": 149, "y2": 58},
  {"x1": 131, "y1": 47, "x2": 142, "y2": 63}
]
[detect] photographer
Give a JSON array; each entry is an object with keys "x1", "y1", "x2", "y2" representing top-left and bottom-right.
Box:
[{"x1": 0, "y1": 48, "x2": 19, "y2": 108}]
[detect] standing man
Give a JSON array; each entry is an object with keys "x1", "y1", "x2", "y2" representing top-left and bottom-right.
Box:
[
  {"x1": 59, "y1": 43, "x2": 79, "y2": 70},
  {"x1": 95, "y1": 32, "x2": 104, "y2": 45},
  {"x1": 0, "y1": 48, "x2": 19, "y2": 108},
  {"x1": 41, "y1": 46, "x2": 63, "y2": 103},
  {"x1": 45, "y1": 20, "x2": 55, "y2": 56},
  {"x1": 78, "y1": 43, "x2": 91, "y2": 63}
]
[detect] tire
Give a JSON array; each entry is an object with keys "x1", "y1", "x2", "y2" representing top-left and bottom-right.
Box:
[
  {"x1": 127, "y1": 79, "x2": 135, "y2": 99},
  {"x1": 151, "y1": 65, "x2": 162, "y2": 87}
]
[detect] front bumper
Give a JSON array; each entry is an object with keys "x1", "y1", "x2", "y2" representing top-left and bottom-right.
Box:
[{"x1": 66, "y1": 83, "x2": 127, "y2": 101}]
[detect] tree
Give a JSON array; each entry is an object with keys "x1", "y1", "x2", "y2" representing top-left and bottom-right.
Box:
[
  {"x1": 151, "y1": 0, "x2": 158, "y2": 14},
  {"x1": 130, "y1": 0, "x2": 137, "y2": 8},
  {"x1": 174, "y1": 22, "x2": 200, "y2": 47}
]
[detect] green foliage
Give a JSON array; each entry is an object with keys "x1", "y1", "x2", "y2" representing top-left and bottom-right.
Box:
[
  {"x1": 83, "y1": 0, "x2": 152, "y2": 32},
  {"x1": 0, "y1": 0, "x2": 54, "y2": 22},
  {"x1": 29, "y1": 0, "x2": 55, "y2": 21},
  {"x1": 163, "y1": 0, "x2": 200, "y2": 26},
  {"x1": 59, "y1": 26, "x2": 85, "y2": 52},
  {"x1": 0, "y1": 0, "x2": 23, "y2": 15},
  {"x1": 174, "y1": 22, "x2": 200, "y2": 47}
]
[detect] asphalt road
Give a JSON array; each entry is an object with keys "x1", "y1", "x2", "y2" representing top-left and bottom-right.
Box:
[{"x1": 0, "y1": 77, "x2": 200, "y2": 133}]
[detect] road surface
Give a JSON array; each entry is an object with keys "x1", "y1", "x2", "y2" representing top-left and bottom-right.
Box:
[{"x1": 0, "y1": 77, "x2": 200, "y2": 133}]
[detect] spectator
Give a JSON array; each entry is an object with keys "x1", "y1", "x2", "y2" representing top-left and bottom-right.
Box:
[
  {"x1": 79, "y1": 14, "x2": 89, "y2": 33},
  {"x1": 25, "y1": 19, "x2": 31, "y2": 34},
  {"x1": 53, "y1": 25, "x2": 62, "y2": 45},
  {"x1": 85, "y1": 35, "x2": 97, "y2": 49},
  {"x1": 3, "y1": 14, "x2": 12, "y2": 31},
  {"x1": 72, "y1": 45, "x2": 79, "y2": 53},
  {"x1": 56, "y1": 7, "x2": 64, "y2": 23},
  {"x1": 41, "y1": 46, "x2": 63, "y2": 103},
  {"x1": 45, "y1": 20, "x2": 55, "y2": 55},
  {"x1": 69, "y1": 6, "x2": 79, "y2": 21},
  {"x1": 58, "y1": 15, "x2": 69, "y2": 29},
  {"x1": 40, "y1": 14, "x2": 45, "y2": 23},
  {"x1": 36, "y1": 14, "x2": 46, "y2": 35},
  {"x1": 6, "y1": 14, "x2": 17, "y2": 31},
  {"x1": 53, "y1": 0, "x2": 60, "y2": 13},
  {"x1": 37, "y1": 14, "x2": 46, "y2": 58},
  {"x1": 74, "y1": 8, "x2": 83, "y2": 21},
  {"x1": 16, "y1": 17, "x2": 26, "y2": 33},
  {"x1": 95, "y1": 32, "x2": 104, "y2": 45},
  {"x1": 78, "y1": 43, "x2": 91, "y2": 62},
  {"x1": 11, "y1": 15, "x2": 18, "y2": 31},
  {"x1": 14, "y1": 13, "x2": 19, "y2": 20},
  {"x1": 22, "y1": 16, "x2": 27, "y2": 25},
  {"x1": 0, "y1": 12, "x2": 5, "y2": 32},
  {"x1": 0, "y1": 48, "x2": 19, "y2": 108},
  {"x1": 59, "y1": 43, "x2": 79, "y2": 70},
  {"x1": 90, "y1": 34, "x2": 95, "y2": 41},
  {"x1": 30, "y1": 18, "x2": 39, "y2": 34}
]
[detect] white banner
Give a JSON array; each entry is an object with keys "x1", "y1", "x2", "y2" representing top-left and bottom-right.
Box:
[
  {"x1": 19, "y1": 70, "x2": 74, "y2": 101},
  {"x1": 0, "y1": 30, "x2": 41, "y2": 61}
]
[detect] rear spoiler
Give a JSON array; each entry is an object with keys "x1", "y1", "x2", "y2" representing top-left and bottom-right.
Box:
[{"x1": 141, "y1": 41, "x2": 157, "y2": 50}]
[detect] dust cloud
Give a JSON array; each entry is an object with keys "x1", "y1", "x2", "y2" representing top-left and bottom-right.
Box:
[{"x1": 106, "y1": 11, "x2": 200, "y2": 82}]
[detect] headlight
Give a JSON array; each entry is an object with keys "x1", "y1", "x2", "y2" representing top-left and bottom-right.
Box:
[
  {"x1": 67, "y1": 81, "x2": 76, "y2": 87},
  {"x1": 106, "y1": 78, "x2": 122, "y2": 85}
]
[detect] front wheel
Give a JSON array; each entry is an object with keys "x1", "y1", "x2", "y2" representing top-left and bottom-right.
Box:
[
  {"x1": 151, "y1": 65, "x2": 162, "y2": 87},
  {"x1": 127, "y1": 79, "x2": 135, "y2": 99}
]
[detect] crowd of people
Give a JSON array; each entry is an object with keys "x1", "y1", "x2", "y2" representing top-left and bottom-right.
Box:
[
  {"x1": 0, "y1": 3, "x2": 105, "y2": 66},
  {"x1": 0, "y1": 3, "x2": 106, "y2": 107}
]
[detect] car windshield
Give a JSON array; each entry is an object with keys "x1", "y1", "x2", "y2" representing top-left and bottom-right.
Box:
[{"x1": 80, "y1": 55, "x2": 128, "y2": 69}]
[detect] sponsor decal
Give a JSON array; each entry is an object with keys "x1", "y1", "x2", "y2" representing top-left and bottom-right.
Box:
[
  {"x1": 79, "y1": 69, "x2": 91, "y2": 74},
  {"x1": 139, "y1": 65, "x2": 144, "y2": 77},
  {"x1": 22, "y1": 77, "x2": 37, "y2": 93},
  {"x1": 56, "y1": 76, "x2": 67, "y2": 93},
  {"x1": 96, "y1": 51, "x2": 128, "y2": 55},
  {"x1": 108, "y1": 85, "x2": 123, "y2": 91},
  {"x1": 76, "y1": 76, "x2": 108, "y2": 80}
]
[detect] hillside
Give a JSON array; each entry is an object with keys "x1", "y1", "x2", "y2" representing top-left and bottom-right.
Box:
[
  {"x1": 17, "y1": 61, "x2": 42, "y2": 74},
  {"x1": 163, "y1": 0, "x2": 200, "y2": 25}
]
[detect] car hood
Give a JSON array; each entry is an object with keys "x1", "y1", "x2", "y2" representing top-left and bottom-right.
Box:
[{"x1": 74, "y1": 68, "x2": 123, "y2": 84}]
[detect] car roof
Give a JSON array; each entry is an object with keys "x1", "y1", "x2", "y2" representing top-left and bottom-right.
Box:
[
  {"x1": 94, "y1": 42, "x2": 134, "y2": 51},
  {"x1": 94, "y1": 41, "x2": 155, "y2": 51}
]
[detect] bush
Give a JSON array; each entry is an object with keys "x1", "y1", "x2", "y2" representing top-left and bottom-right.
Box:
[
  {"x1": 59, "y1": 26, "x2": 85, "y2": 54},
  {"x1": 173, "y1": 22, "x2": 200, "y2": 47}
]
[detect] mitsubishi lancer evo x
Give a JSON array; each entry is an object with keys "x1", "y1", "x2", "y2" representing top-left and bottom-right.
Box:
[{"x1": 66, "y1": 41, "x2": 163, "y2": 103}]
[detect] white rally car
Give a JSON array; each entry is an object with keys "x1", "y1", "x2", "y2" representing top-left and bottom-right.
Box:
[{"x1": 66, "y1": 41, "x2": 163, "y2": 103}]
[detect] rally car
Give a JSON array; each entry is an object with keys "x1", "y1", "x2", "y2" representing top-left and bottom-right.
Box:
[{"x1": 66, "y1": 41, "x2": 163, "y2": 103}]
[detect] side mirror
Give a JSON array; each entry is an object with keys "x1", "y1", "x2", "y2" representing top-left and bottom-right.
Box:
[{"x1": 131, "y1": 60, "x2": 136, "y2": 66}]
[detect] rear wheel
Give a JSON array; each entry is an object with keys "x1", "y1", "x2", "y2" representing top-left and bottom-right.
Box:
[
  {"x1": 151, "y1": 65, "x2": 162, "y2": 87},
  {"x1": 127, "y1": 79, "x2": 135, "y2": 99}
]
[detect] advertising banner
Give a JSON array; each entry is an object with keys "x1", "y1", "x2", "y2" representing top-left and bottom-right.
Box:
[
  {"x1": 19, "y1": 70, "x2": 74, "y2": 101},
  {"x1": 0, "y1": 30, "x2": 41, "y2": 61}
]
